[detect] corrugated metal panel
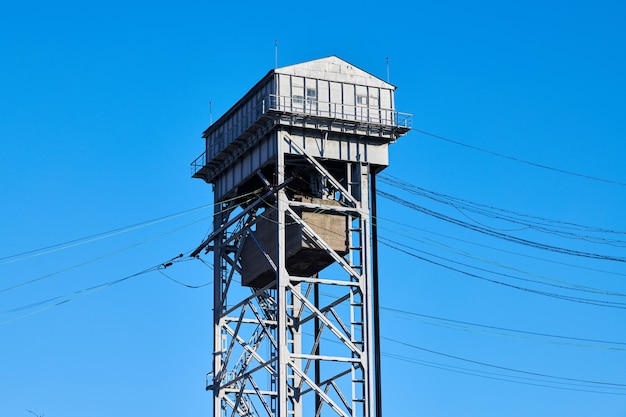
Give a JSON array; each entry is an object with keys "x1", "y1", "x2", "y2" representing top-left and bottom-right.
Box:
[
  {"x1": 276, "y1": 72, "x2": 395, "y2": 125},
  {"x1": 287, "y1": 131, "x2": 389, "y2": 166},
  {"x1": 204, "y1": 77, "x2": 275, "y2": 161},
  {"x1": 213, "y1": 133, "x2": 278, "y2": 200},
  {"x1": 276, "y1": 56, "x2": 395, "y2": 90}
]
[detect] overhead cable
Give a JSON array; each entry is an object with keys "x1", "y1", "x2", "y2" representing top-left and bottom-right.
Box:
[
  {"x1": 379, "y1": 238, "x2": 626, "y2": 309},
  {"x1": 382, "y1": 351, "x2": 626, "y2": 396},
  {"x1": 415, "y1": 128, "x2": 626, "y2": 187},
  {"x1": 379, "y1": 190, "x2": 626, "y2": 263},
  {"x1": 0, "y1": 204, "x2": 212, "y2": 265},
  {"x1": 380, "y1": 306, "x2": 626, "y2": 350},
  {"x1": 382, "y1": 336, "x2": 626, "y2": 389},
  {"x1": 0, "y1": 214, "x2": 213, "y2": 294},
  {"x1": 375, "y1": 214, "x2": 626, "y2": 278},
  {"x1": 377, "y1": 224, "x2": 625, "y2": 296},
  {"x1": 380, "y1": 174, "x2": 626, "y2": 245},
  {"x1": 0, "y1": 188, "x2": 263, "y2": 266},
  {"x1": 0, "y1": 252, "x2": 211, "y2": 326}
]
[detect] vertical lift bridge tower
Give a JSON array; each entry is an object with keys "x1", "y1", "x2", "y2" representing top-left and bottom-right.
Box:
[{"x1": 191, "y1": 56, "x2": 411, "y2": 417}]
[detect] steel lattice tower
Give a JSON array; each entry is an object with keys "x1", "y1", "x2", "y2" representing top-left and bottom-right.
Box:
[{"x1": 190, "y1": 56, "x2": 411, "y2": 417}]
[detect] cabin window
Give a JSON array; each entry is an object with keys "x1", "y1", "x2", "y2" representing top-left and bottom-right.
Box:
[
  {"x1": 356, "y1": 94, "x2": 368, "y2": 105},
  {"x1": 306, "y1": 88, "x2": 317, "y2": 104}
]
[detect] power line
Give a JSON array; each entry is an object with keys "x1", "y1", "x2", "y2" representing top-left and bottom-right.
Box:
[
  {"x1": 379, "y1": 238, "x2": 626, "y2": 309},
  {"x1": 375, "y1": 214, "x2": 626, "y2": 278},
  {"x1": 0, "y1": 204, "x2": 212, "y2": 265},
  {"x1": 0, "y1": 264, "x2": 158, "y2": 326},
  {"x1": 316, "y1": 290, "x2": 626, "y2": 349},
  {"x1": 379, "y1": 174, "x2": 626, "y2": 245},
  {"x1": 382, "y1": 336, "x2": 626, "y2": 389},
  {"x1": 379, "y1": 190, "x2": 626, "y2": 263},
  {"x1": 379, "y1": 234, "x2": 626, "y2": 299},
  {"x1": 380, "y1": 306, "x2": 626, "y2": 350},
  {"x1": 312, "y1": 325, "x2": 626, "y2": 395},
  {"x1": 312, "y1": 326, "x2": 626, "y2": 395},
  {"x1": 0, "y1": 214, "x2": 213, "y2": 294},
  {"x1": 8, "y1": 174, "x2": 614, "y2": 389},
  {"x1": 0, "y1": 188, "x2": 264, "y2": 266},
  {"x1": 414, "y1": 128, "x2": 626, "y2": 187},
  {"x1": 377, "y1": 224, "x2": 626, "y2": 297},
  {"x1": 0, "y1": 252, "x2": 211, "y2": 326},
  {"x1": 158, "y1": 256, "x2": 212, "y2": 289},
  {"x1": 381, "y1": 351, "x2": 626, "y2": 396},
  {"x1": 0, "y1": 191, "x2": 265, "y2": 295},
  {"x1": 258, "y1": 194, "x2": 625, "y2": 304}
]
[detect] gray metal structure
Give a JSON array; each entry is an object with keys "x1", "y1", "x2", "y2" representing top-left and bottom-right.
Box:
[{"x1": 191, "y1": 56, "x2": 411, "y2": 417}]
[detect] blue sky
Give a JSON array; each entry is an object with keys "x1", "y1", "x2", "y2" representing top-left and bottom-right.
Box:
[{"x1": 2, "y1": 1, "x2": 626, "y2": 416}]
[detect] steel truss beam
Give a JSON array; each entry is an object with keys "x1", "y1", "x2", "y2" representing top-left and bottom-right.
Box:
[{"x1": 206, "y1": 131, "x2": 375, "y2": 417}]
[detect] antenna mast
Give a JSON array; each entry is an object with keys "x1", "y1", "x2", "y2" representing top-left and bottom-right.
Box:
[
  {"x1": 275, "y1": 40, "x2": 279, "y2": 68},
  {"x1": 386, "y1": 57, "x2": 390, "y2": 83}
]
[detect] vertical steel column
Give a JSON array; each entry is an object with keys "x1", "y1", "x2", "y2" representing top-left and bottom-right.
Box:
[
  {"x1": 342, "y1": 160, "x2": 374, "y2": 417},
  {"x1": 213, "y1": 200, "x2": 228, "y2": 417},
  {"x1": 205, "y1": 136, "x2": 380, "y2": 417},
  {"x1": 370, "y1": 174, "x2": 383, "y2": 417},
  {"x1": 356, "y1": 162, "x2": 374, "y2": 417},
  {"x1": 276, "y1": 131, "x2": 289, "y2": 417},
  {"x1": 290, "y1": 283, "x2": 303, "y2": 417}
]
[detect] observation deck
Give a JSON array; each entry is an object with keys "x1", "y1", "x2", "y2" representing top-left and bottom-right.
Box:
[{"x1": 191, "y1": 93, "x2": 411, "y2": 181}]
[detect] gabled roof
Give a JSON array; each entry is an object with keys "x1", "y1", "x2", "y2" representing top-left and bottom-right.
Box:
[
  {"x1": 275, "y1": 56, "x2": 395, "y2": 90},
  {"x1": 203, "y1": 56, "x2": 395, "y2": 137}
]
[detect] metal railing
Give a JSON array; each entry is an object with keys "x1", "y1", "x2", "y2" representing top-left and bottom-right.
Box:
[
  {"x1": 265, "y1": 94, "x2": 412, "y2": 129},
  {"x1": 191, "y1": 94, "x2": 412, "y2": 177},
  {"x1": 191, "y1": 151, "x2": 206, "y2": 177}
]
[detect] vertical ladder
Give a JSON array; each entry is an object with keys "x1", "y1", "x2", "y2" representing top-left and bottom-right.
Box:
[{"x1": 346, "y1": 163, "x2": 367, "y2": 415}]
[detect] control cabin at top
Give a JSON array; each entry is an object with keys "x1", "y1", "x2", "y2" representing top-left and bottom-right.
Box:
[{"x1": 191, "y1": 55, "x2": 411, "y2": 201}]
